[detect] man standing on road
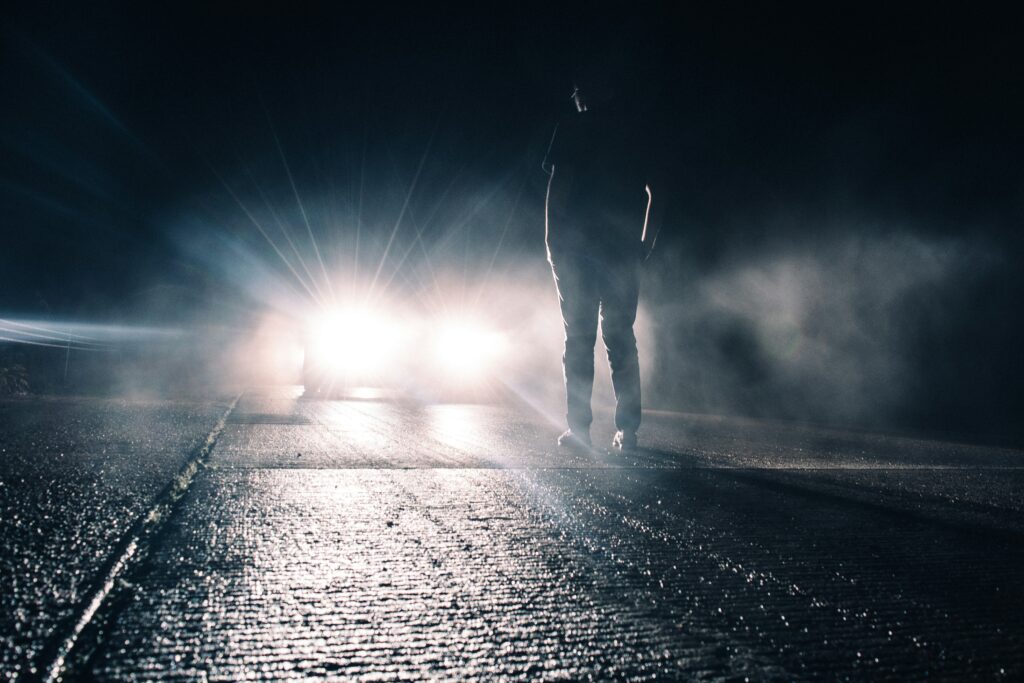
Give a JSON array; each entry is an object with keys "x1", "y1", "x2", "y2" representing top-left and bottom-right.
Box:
[{"x1": 543, "y1": 78, "x2": 661, "y2": 452}]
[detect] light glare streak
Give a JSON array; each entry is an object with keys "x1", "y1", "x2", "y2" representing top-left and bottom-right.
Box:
[{"x1": 264, "y1": 102, "x2": 336, "y2": 303}]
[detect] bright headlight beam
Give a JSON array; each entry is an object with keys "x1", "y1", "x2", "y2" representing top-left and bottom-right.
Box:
[
  {"x1": 309, "y1": 307, "x2": 405, "y2": 375},
  {"x1": 306, "y1": 305, "x2": 505, "y2": 395}
]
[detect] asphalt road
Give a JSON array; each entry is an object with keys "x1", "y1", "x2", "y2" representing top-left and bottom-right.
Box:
[{"x1": 2, "y1": 388, "x2": 1023, "y2": 681}]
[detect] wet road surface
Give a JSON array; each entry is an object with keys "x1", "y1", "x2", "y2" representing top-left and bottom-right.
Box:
[
  {"x1": 3, "y1": 388, "x2": 1023, "y2": 680},
  {"x1": 0, "y1": 395, "x2": 233, "y2": 681}
]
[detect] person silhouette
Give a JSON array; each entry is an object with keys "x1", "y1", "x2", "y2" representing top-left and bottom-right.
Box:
[{"x1": 543, "y1": 78, "x2": 661, "y2": 451}]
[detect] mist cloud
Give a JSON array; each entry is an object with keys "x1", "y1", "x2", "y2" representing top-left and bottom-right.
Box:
[{"x1": 644, "y1": 232, "x2": 1000, "y2": 431}]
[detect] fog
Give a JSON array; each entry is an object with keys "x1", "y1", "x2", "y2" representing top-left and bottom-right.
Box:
[
  {"x1": 643, "y1": 231, "x2": 1002, "y2": 432},
  {"x1": 1, "y1": 140, "x2": 1018, "y2": 444}
]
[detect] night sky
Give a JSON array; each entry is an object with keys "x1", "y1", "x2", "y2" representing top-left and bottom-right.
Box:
[{"x1": 3, "y1": 3, "x2": 1023, "y2": 439}]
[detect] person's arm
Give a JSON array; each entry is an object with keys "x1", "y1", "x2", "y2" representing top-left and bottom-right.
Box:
[
  {"x1": 544, "y1": 120, "x2": 577, "y2": 248},
  {"x1": 541, "y1": 122, "x2": 559, "y2": 176},
  {"x1": 641, "y1": 127, "x2": 669, "y2": 261},
  {"x1": 545, "y1": 163, "x2": 557, "y2": 248},
  {"x1": 641, "y1": 183, "x2": 664, "y2": 262}
]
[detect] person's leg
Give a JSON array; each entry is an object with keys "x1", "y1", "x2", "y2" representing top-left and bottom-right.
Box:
[
  {"x1": 599, "y1": 254, "x2": 642, "y2": 438},
  {"x1": 550, "y1": 253, "x2": 599, "y2": 439}
]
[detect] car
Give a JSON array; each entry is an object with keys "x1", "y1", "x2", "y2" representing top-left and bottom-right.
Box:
[{"x1": 301, "y1": 301, "x2": 508, "y2": 402}]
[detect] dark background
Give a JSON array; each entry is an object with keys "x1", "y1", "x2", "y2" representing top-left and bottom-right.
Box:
[{"x1": 2, "y1": 2, "x2": 1022, "y2": 441}]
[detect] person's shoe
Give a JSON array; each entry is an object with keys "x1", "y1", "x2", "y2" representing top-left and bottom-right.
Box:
[
  {"x1": 557, "y1": 429, "x2": 592, "y2": 450},
  {"x1": 612, "y1": 430, "x2": 638, "y2": 452}
]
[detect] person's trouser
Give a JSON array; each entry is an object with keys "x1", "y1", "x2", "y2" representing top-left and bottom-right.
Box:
[{"x1": 548, "y1": 247, "x2": 641, "y2": 435}]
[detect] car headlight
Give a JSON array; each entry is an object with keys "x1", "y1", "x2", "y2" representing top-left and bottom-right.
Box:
[{"x1": 308, "y1": 307, "x2": 406, "y2": 375}]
